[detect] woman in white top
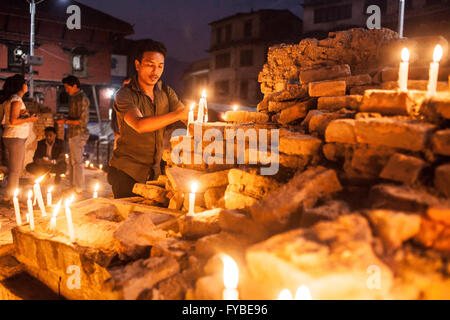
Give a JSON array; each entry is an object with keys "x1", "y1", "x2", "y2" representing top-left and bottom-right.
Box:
[{"x1": 1, "y1": 74, "x2": 38, "y2": 202}]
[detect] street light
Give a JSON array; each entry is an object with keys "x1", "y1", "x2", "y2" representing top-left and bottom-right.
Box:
[
  {"x1": 398, "y1": 0, "x2": 405, "y2": 38},
  {"x1": 27, "y1": 0, "x2": 45, "y2": 99}
]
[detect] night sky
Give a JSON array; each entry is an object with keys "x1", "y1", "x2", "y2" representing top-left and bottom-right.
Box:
[{"x1": 76, "y1": 0, "x2": 304, "y2": 63}]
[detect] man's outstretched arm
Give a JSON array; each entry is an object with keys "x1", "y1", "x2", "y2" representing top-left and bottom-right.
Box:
[{"x1": 124, "y1": 106, "x2": 189, "y2": 134}]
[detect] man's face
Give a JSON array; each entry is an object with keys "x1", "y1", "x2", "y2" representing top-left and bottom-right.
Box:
[
  {"x1": 135, "y1": 51, "x2": 165, "y2": 87},
  {"x1": 64, "y1": 84, "x2": 77, "y2": 96},
  {"x1": 45, "y1": 131, "x2": 56, "y2": 145}
]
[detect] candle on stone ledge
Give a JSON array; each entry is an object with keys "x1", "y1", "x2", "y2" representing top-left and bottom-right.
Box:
[
  {"x1": 428, "y1": 44, "x2": 443, "y2": 97},
  {"x1": 49, "y1": 199, "x2": 62, "y2": 231},
  {"x1": 13, "y1": 189, "x2": 22, "y2": 226},
  {"x1": 187, "y1": 103, "x2": 195, "y2": 136},
  {"x1": 197, "y1": 90, "x2": 206, "y2": 123},
  {"x1": 64, "y1": 196, "x2": 75, "y2": 242},
  {"x1": 277, "y1": 285, "x2": 312, "y2": 300},
  {"x1": 33, "y1": 174, "x2": 47, "y2": 217},
  {"x1": 398, "y1": 48, "x2": 410, "y2": 92},
  {"x1": 27, "y1": 190, "x2": 34, "y2": 231},
  {"x1": 93, "y1": 183, "x2": 99, "y2": 199},
  {"x1": 188, "y1": 181, "x2": 198, "y2": 216},
  {"x1": 221, "y1": 254, "x2": 239, "y2": 300},
  {"x1": 47, "y1": 186, "x2": 53, "y2": 207},
  {"x1": 233, "y1": 105, "x2": 238, "y2": 111}
]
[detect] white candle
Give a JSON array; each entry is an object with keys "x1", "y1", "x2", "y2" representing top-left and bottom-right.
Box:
[
  {"x1": 398, "y1": 48, "x2": 410, "y2": 92},
  {"x1": 27, "y1": 190, "x2": 34, "y2": 231},
  {"x1": 99, "y1": 164, "x2": 103, "y2": 171},
  {"x1": 188, "y1": 103, "x2": 195, "y2": 124},
  {"x1": 278, "y1": 289, "x2": 293, "y2": 300},
  {"x1": 47, "y1": 186, "x2": 53, "y2": 207},
  {"x1": 34, "y1": 175, "x2": 47, "y2": 217},
  {"x1": 188, "y1": 181, "x2": 198, "y2": 216},
  {"x1": 197, "y1": 90, "x2": 205, "y2": 123},
  {"x1": 294, "y1": 285, "x2": 312, "y2": 300},
  {"x1": 220, "y1": 254, "x2": 239, "y2": 300},
  {"x1": 203, "y1": 90, "x2": 208, "y2": 123},
  {"x1": 13, "y1": 189, "x2": 22, "y2": 226},
  {"x1": 428, "y1": 44, "x2": 443, "y2": 97},
  {"x1": 50, "y1": 199, "x2": 62, "y2": 231},
  {"x1": 64, "y1": 197, "x2": 75, "y2": 242},
  {"x1": 93, "y1": 183, "x2": 99, "y2": 199}
]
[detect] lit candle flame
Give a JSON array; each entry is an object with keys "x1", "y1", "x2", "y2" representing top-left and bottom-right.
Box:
[
  {"x1": 190, "y1": 181, "x2": 198, "y2": 194},
  {"x1": 433, "y1": 45, "x2": 443, "y2": 62},
  {"x1": 201, "y1": 90, "x2": 207, "y2": 98},
  {"x1": 233, "y1": 105, "x2": 238, "y2": 111},
  {"x1": 294, "y1": 285, "x2": 312, "y2": 300},
  {"x1": 220, "y1": 254, "x2": 239, "y2": 290},
  {"x1": 65, "y1": 154, "x2": 69, "y2": 159},
  {"x1": 35, "y1": 174, "x2": 46, "y2": 184},
  {"x1": 99, "y1": 164, "x2": 103, "y2": 170},
  {"x1": 401, "y1": 48, "x2": 410, "y2": 62},
  {"x1": 14, "y1": 188, "x2": 19, "y2": 198},
  {"x1": 278, "y1": 289, "x2": 293, "y2": 300}
]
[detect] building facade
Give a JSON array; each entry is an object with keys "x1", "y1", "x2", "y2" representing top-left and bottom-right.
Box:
[
  {"x1": 192, "y1": 9, "x2": 302, "y2": 107},
  {"x1": 302, "y1": 0, "x2": 450, "y2": 40},
  {"x1": 0, "y1": 0, "x2": 133, "y2": 121}
]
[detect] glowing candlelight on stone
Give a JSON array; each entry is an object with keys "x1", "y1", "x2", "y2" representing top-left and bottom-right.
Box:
[
  {"x1": 93, "y1": 183, "x2": 99, "y2": 199},
  {"x1": 13, "y1": 189, "x2": 22, "y2": 226},
  {"x1": 34, "y1": 174, "x2": 47, "y2": 217},
  {"x1": 85, "y1": 160, "x2": 90, "y2": 168},
  {"x1": 99, "y1": 164, "x2": 103, "y2": 171},
  {"x1": 295, "y1": 285, "x2": 312, "y2": 300},
  {"x1": 278, "y1": 289, "x2": 293, "y2": 300},
  {"x1": 89, "y1": 163, "x2": 94, "y2": 169},
  {"x1": 233, "y1": 105, "x2": 238, "y2": 111},
  {"x1": 188, "y1": 181, "x2": 198, "y2": 216},
  {"x1": 49, "y1": 199, "x2": 62, "y2": 231},
  {"x1": 64, "y1": 196, "x2": 75, "y2": 242},
  {"x1": 428, "y1": 45, "x2": 443, "y2": 97},
  {"x1": 220, "y1": 254, "x2": 239, "y2": 300},
  {"x1": 47, "y1": 186, "x2": 53, "y2": 207},
  {"x1": 27, "y1": 190, "x2": 34, "y2": 231},
  {"x1": 398, "y1": 48, "x2": 410, "y2": 92}
]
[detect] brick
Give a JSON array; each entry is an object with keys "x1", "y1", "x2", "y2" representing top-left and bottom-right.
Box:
[
  {"x1": 308, "y1": 111, "x2": 348, "y2": 136},
  {"x1": 132, "y1": 184, "x2": 168, "y2": 204},
  {"x1": 354, "y1": 118, "x2": 436, "y2": 152},
  {"x1": 379, "y1": 153, "x2": 427, "y2": 185},
  {"x1": 381, "y1": 80, "x2": 448, "y2": 92},
  {"x1": 276, "y1": 101, "x2": 310, "y2": 124},
  {"x1": 360, "y1": 89, "x2": 426, "y2": 116},
  {"x1": 223, "y1": 111, "x2": 269, "y2": 123},
  {"x1": 179, "y1": 209, "x2": 222, "y2": 239},
  {"x1": 224, "y1": 185, "x2": 259, "y2": 210},
  {"x1": 204, "y1": 187, "x2": 226, "y2": 209},
  {"x1": 427, "y1": 207, "x2": 450, "y2": 226},
  {"x1": 325, "y1": 119, "x2": 357, "y2": 144},
  {"x1": 198, "y1": 170, "x2": 229, "y2": 189},
  {"x1": 249, "y1": 167, "x2": 342, "y2": 233},
  {"x1": 349, "y1": 85, "x2": 381, "y2": 95},
  {"x1": 430, "y1": 96, "x2": 450, "y2": 119},
  {"x1": 336, "y1": 74, "x2": 372, "y2": 87},
  {"x1": 299, "y1": 64, "x2": 351, "y2": 84},
  {"x1": 435, "y1": 164, "x2": 450, "y2": 197},
  {"x1": 268, "y1": 100, "x2": 299, "y2": 112},
  {"x1": 270, "y1": 84, "x2": 309, "y2": 102},
  {"x1": 228, "y1": 169, "x2": 279, "y2": 199},
  {"x1": 279, "y1": 133, "x2": 322, "y2": 156},
  {"x1": 317, "y1": 95, "x2": 362, "y2": 111},
  {"x1": 308, "y1": 80, "x2": 346, "y2": 97},
  {"x1": 218, "y1": 209, "x2": 270, "y2": 242}
]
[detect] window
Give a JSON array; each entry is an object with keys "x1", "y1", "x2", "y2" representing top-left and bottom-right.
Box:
[
  {"x1": 314, "y1": 5, "x2": 352, "y2": 24},
  {"x1": 216, "y1": 27, "x2": 223, "y2": 44},
  {"x1": 215, "y1": 53, "x2": 231, "y2": 69},
  {"x1": 240, "y1": 80, "x2": 248, "y2": 100},
  {"x1": 244, "y1": 20, "x2": 252, "y2": 38},
  {"x1": 72, "y1": 55, "x2": 83, "y2": 71},
  {"x1": 215, "y1": 80, "x2": 229, "y2": 96},
  {"x1": 7, "y1": 45, "x2": 28, "y2": 72},
  {"x1": 240, "y1": 49, "x2": 253, "y2": 67},
  {"x1": 225, "y1": 24, "x2": 232, "y2": 42}
]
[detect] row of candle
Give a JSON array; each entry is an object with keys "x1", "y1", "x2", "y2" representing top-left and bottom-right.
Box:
[
  {"x1": 398, "y1": 44, "x2": 444, "y2": 96},
  {"x1": 186, "y1": 90, "x2": 209, "y2": 136}
]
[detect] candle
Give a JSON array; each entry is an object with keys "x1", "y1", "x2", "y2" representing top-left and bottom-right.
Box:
[
  {"x1": 99, "y1": 164, "x2": 103, "y2": 171},
  {"x1": 49, "y1": 199, "x2": 62, "y2": 231},
  {"x1": 197, "y1": 90, "x2": 205, "y2": 123},
  {"x1": 188, "y1": 181, "x2": 198, "y2": 216},
  {"x1": 428, "y1": 44, "x2": 443, "y2": 97},
  {"x1": 398, "y1": 48, "x2": 410, "y2": 92},
  {"x1": 89, "y1": 163, "x2": 94, "y2": 169},
  {"x1": 64, "y1": 196, "x2": 75, "y2": 242},
  {"x1": 220, "y1": 254, "x2": 239, "y2": 300},
  {"x1": 295, "y1": 285, "x2": 312, "y2": 300},
  {"x1": 47, "y1": 186, "x2": 53, "y2": 207},
  {"x1": 33, "y1": 175, "x2": 47, "y2": 217},
  {"x1": 278, "y1": 289, "x2": 293, "y2": 300},
  {"x1": 93, "y1": 183, "x2": 99, "y2": 199},
  {"x1": 13, "y1": 189, "x2": 22, "y2": 226},
  {"x1": 85, "y1": 160, "x2": 90, "y2": 168},
  {"x1": 233, "y1": 105, "x2": 238, "y2": 111},
  {"x1": 27, "y1": 190, "x2": 34, "y2": 231},
  {"x1": 187, "y1": 103, "x2": 195, "y2": 136}
]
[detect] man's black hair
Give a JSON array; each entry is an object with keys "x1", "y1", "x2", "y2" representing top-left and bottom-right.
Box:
[
  {"x1": 136, "y1": 40, "x2": 167, "y2": 61},
  {"x1": 62, "y1": 75, "x2": 81, "y2": 88},
  {"x1": 44, "y1": 126, "x2": 57, "y2": 134}
]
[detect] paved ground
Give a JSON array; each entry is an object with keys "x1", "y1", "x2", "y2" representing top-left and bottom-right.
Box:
[{"x1": 0, "y1": 168, "x2": 113, "y2": 248}]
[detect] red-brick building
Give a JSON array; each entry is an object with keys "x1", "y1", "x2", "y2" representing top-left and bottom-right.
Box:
[{"x1": 0, "y1": 0, "x2": 133, "y2": 121}]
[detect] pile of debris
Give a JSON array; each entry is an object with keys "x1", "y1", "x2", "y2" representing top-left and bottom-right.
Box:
[{"x1": 5, "y1": 28, "x2": 450, "y2": 300}]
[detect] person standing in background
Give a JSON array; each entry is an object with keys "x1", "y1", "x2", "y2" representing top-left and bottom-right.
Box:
[
  {"x1": 57, "y1": 75, "x2": 90, "y2": 195},
  {"x1": 1, "y1": 74, "x2": 38, "y2": 202}
]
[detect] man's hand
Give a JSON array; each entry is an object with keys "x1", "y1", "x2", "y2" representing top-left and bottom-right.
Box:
[{"x1": 175, "y1": 105, "x2": 190, "y2": 122}]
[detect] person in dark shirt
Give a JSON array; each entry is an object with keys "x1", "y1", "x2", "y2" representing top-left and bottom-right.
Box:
[
  {"x1": 107, "y1": 40, "x2": 189, "y2": 198},
  {"x1": 26, "y1": 126, "x2": 66, "y2": 184}
]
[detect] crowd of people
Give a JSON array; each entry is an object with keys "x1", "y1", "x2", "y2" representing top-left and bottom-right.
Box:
[{"x1": 0, "y1": 39, "x2": 189, "y2": 205}]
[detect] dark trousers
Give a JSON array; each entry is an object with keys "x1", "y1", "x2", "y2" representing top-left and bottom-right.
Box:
[
  {"x1": 26, "y1": 162, "x2": 67, "y2": 184},
  {"x1": 107, "y1": 166, "x2": 140, "y2": 199}
]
